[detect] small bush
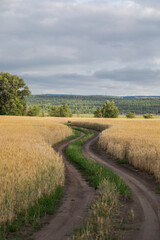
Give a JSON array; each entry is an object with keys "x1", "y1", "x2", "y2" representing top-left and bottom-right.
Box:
[
  {"x1": 143, "y1": 113, "x2": 154, "y2": 119},
  {"x1": 126, "y1": 112, "x2": 136, "y2": 118}
]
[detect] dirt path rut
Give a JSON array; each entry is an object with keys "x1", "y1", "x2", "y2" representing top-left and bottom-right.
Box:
[
  {"x1": 83, "y1": 132, "x2": 160, "y2": 240},
  {"x1": 33, "y1": 135, "x2": 95, "y2": 240}
]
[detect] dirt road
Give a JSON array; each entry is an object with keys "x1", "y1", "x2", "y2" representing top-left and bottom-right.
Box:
[
  {"x1": 33, "y1": 135, "x2": 95, "y2": 240},
  {"x1": 33, "y1": 128, "x2": 160, "y2": 240},
  {"x1": 83, "y1": 132, "x2": 160, "y2": 240}
]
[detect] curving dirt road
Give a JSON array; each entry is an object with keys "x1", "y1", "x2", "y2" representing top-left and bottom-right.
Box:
[
  {"x1": 83, "y1": 131, "x2": 160, "y2": 240},
  {"x1": 33, "y1": 134, "x2": 95, "y2": 240},
  {"x1": 33, "y1": 128, "x2": 160, "y2": 240}
]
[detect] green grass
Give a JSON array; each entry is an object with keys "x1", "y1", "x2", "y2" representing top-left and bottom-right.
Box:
[
  {"x1": 71, "y1": 126, "x2": 92, "y2": 134},
  {"x1": 0, "y1": 126, "x2": 131, "y2": 240},
  {"x1": 65, "y1": 127, "x2": 131, "y2": 239},
  {"x1": 0, "y1": 186, "x2": 63, "y2": 240},
  {"x1": 72, "y1": 114, "x2": 94, "y2": 118},
  {"x1": 156, "y1": 184, "x2": 160, "y2": 194},
  {"x1": 65, "y1": 127, "x2": 131, "y2": 198},
  {"x1": 117, "y1": 159, "x2": 129, "y2": 164},
  {"x1": 54, "y1": 127, "x2": 81, "y2": 147},
  {"x1": 0, "y1": 128, "x2": 79, "y2": 240},
  {"x1": 71, "y1": 114, "x2": 160, "y2": 119}
]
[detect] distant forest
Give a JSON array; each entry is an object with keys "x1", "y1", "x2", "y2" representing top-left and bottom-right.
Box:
[{"x1": 26, "y1": 95, "x2": 160, "y2": 115}]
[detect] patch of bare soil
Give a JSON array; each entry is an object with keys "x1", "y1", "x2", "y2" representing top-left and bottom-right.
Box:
[
  {"x1": 83, "y1": 132, "x2": 160, "y2": 240},
  {"x1": 33, "y1": 134, "x2": 95, "y2": 240}
]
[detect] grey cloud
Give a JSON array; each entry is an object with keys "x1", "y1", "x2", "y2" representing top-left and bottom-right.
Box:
[
  {"x1": 23, "y1": 70, "x2": 159, "y2": 96},
  {"x1": 1, "y1": 0, "x2": 160, "y2": 95},
  {"x1": 22, "y1": 72, "x2": 101, "y2": 95},
  {"x1": 94, "y1": 68, "x2": 160, "y2": 85},
  {"x1": 133, "y1": 0, "x2": 160, "y2": 7}
]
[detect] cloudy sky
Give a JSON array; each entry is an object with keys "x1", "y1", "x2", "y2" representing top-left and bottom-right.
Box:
[{"x1": 1, "y1": 0, "x2": 160, "y2": 95}]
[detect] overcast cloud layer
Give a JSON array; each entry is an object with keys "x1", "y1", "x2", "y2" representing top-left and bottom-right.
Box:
[{"x1": 1, "y1": 0, "x2": 160, "y2": 95}]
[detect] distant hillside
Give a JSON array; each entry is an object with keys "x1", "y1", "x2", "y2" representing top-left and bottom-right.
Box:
[{"x1": 26, "y1": 95, "x2": 160, "y2": 114}]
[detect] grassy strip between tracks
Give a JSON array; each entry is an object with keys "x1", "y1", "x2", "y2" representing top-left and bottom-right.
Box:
[
  {"x1": 54, "y1": 125, "x2": 81, "y2": 147},
  {"x1": 0, "y1": 128, "x2": 80, "y2": 240},
  {"x1": 65, "y1": 126, "x2": 131, "y2": 240}
]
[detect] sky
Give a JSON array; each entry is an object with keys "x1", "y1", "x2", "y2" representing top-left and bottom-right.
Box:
[{"x1": 1, "y1": 0, "x2": 160, "y2": 96}]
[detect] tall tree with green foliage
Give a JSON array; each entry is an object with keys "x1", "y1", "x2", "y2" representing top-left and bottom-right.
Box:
[
  {"x1": 102, "y1": 100, "x2": 119, "y2": 118},
  {"x1": 94, "y1": 107, "x2": 103, "y2": 118},
  {"x1": 94, "y1": 101, "x2": 119, "y2": 118},
  {"x1": 60, "y1": 104, "x2": 72, "y2": 117},
  {"x1": 49, "y1": 106, "x2": 60, "y2": 117},
  {"x1": 49, "y1": 104, "x2": 72, "y2": 117},
  {"x1": 27, "y1": 105, "x2": 41, "y2": 116},
  {"x1": 0, "y1": 72, "x2": 30, "y2": 115}
]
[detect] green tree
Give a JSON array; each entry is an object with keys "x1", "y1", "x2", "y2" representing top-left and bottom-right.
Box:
[
  {"x1": 41, "y1": 110, "x2": 45, "y2": 117},
  {"x1": 102, "y1": 100, "x2": 119, "y2": 118},
  {"x1": 49, "y1": 106, "x2": 60, "y2": 117},
  {"x1": 76, "y1": 110, "x2": 81, "y2": 117},
  {"x1": 60, "y1": 104, "x2": 72, "y2": 117},
  {"x1": 0, "y1": 72, "x2": 30, "y2": 115},
  {"x1": 94, "y1": 107, "x2": 103, "y2": 118},
  {"x1": 49, "y1": 104, "x2": 72, "y2": 117},
  {"x1": 126, "y1": 112, "x2": 136, "y2": 118},
  {"x1": 27, "y1": 105, "x2": 41, "y2": 116}
]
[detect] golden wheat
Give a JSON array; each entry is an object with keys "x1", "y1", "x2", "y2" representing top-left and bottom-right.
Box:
[
  {"x1": 71, "y1": 118, "x2": 160, "y2": 181},
  {"x1": 0, "y1": 116, "x2": 72, "y2": 225},
  {"x1": 70, "y1": 179, "x2": 119, "y2": 240}
]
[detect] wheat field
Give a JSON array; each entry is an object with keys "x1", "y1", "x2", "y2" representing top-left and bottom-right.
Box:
[
  {"x1": 1, "y1": 116, "x2": 160, "y2": 227},
  {"x1": 0, "y1": 116, "x2": 72, "y2": 225},
  {"x1": 71, "y1": 118, "x2": 160, "y2": 182}
]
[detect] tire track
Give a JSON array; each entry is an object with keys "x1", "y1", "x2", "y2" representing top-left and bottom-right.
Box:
[
  {"x1": 83, "y1": 132, "x2": 160, "y2": 240},
  {"x1": 33, "y1": 134, "x2": 95, "y2": 240}
]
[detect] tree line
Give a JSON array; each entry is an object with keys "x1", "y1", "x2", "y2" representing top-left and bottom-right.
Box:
[
  {"x1": 26, "y1": 104, "x2": 72, "y2": 117},
  {"x1": 26, "y1": 94, "x2": 160, "y2": 115},
  {"x1": 0, "y1": 73, "x2": 72, "y2": 117},
  {"x1": 0, "y1": 72, "x2": 158, "y2": 118}
]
